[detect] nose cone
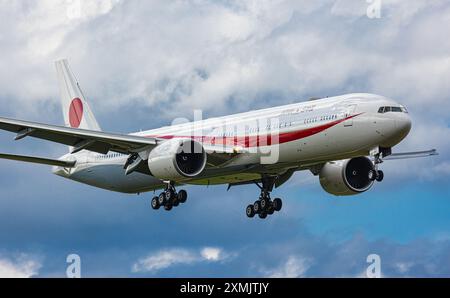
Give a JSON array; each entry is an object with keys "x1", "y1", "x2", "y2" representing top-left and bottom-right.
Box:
[
  {"x1": 395, "y1": 114, "x2": 412, "y2": 140},
  {"x1": 397, "y1": 114, "x2": 412, "y2": 133}
]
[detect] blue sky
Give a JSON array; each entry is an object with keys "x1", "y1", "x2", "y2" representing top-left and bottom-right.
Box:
[{"x1": 0, "y1": 0, "x2": 449, "y2": 277}]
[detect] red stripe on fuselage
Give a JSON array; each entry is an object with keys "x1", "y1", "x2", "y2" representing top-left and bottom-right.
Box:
[{"x1": 145, "y1": 114, "x2": 362, "y2": 148}]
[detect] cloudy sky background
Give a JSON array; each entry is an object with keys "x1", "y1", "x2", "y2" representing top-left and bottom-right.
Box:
[{"x1": 0, "y1": 0, "x2": 449, "y2": 277}]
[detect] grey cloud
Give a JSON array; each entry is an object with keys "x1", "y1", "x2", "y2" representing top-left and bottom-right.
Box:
[
  {"x1": 2, "y1": 1, "x2": 448, "y2": 116},
  {"x1": 0, "y1": 0, "x2": 450, "y2": 278}
]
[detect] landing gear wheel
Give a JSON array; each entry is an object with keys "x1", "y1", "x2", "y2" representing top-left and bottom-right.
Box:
[
  {"x1": 246, "y1": 175, "x2": 283, "y2": 219},
  {"x1": 368, "y1": 169, "x2": 377, "y2": 181},
  {"x1": 273, "y1": 198, "x2": 282, "y2": 212},
  {"x1": 246, "y1": 205, "x2": 255, "y2": 218},
  {"x1": 153, "y1": 183, "x2": 188, "y2": 212},
  {"x1": 253, "y1": 201, "x2": 262, "y2": 214},
  {"x1": 165, "y1": 188, "x2": 175, "y2": 201},
  {"x1": 151, "y1": 196, "x2": 160, "y2": 210},
  {"x1": 376, "y1": 170, "x2": 384, "y2": 182},
  {"x1": 177, "y1": 190, "x2": 187, "y2": 203},
  {"x1": 158, "y1": 192, "x2": 166, "y2": 206},
  {"x1": 260, "y1": 198, "x2": 269, "y2": 210}
]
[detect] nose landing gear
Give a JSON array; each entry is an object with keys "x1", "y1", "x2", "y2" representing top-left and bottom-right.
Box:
[
  {"x1": 368, "y1": 169, "x2": 384, "y2": 182},
  {"x1": 246, "y1": 176, "x2": 283, "y2": 219},
  {"x1": 151, "y1": 183, "x2": 188, "y2": 211},
  {"x1": 368, "y1": 152, "x2": 385, "y2": 182}
]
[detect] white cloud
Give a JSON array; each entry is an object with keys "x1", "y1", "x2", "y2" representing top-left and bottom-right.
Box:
[
  {"x1": 0, "y1": 0, "x2": 449, "y2": 179},
  {"x1": 0, "y1": 255, "x2": 41, "y2": 278},
  {"x1": 200, "y1": 247, "x2": 222, "y2": 261},
  {"x1": 263, "y1": 256, "x2": 312, "y2": 278},
  {"x1": 1, "y1": 0, "x2": 448, "y2": 114},
  {"x1": 132, "y1": 247, "x2": 232, "y2": 273},
  {"x1": 331, "y1": 0, "x2": 366, "y2": 17},
  {"x1": 380, "y1": 121, "x2": 449, "y2": 180},
  {"x1": 132, "y1": 248, "x2": 197, "y2": 273}
]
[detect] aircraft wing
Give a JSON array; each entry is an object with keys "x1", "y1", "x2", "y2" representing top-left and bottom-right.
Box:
[
  {"x1": 382, "y1": 149, "x2": 438, "y2": 160},
  {"x1": 0, "y1": 152, "x2": 76, "y2": 167},
  {"x1": 0, "y1": 116, "x2": 160, "y2": 155}
]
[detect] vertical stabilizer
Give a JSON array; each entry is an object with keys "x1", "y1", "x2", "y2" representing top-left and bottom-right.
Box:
[{"x1": 55, "y1": 59, "x2": 101, "y2": 131}]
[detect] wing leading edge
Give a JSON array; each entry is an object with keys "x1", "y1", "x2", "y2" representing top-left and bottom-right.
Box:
[
  {"x1": 0, "y1": 116, "x2": 246, "y2": 174},
  {"x1": 382, "y1": 149, "x2": 438, "y2": 160},
  {"x1": 0, "y1": 116, "x2": 160, "y2": 155}
]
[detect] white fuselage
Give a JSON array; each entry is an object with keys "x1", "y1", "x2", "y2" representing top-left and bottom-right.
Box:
[{"x1": 53, "y1": 93, "x2": 412, "y2": 193}]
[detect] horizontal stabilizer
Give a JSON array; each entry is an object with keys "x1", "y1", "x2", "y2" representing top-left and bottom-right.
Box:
[
  {"x1": 0, "y1": 153, "x2": 76, "y2": 167},
  {"x1": 383, "y1": 149, "x2": 438, "y2": 161}
]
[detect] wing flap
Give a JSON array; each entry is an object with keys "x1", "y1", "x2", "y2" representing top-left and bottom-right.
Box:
[{"x1": 0, "y1": 153, "x2": 76, "y2": 167}]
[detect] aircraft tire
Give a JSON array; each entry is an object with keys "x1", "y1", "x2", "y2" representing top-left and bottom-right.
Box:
[
  {"x1": 178, "y1": 190, "x2": 187, "y2": 203},
  {"x1": 165, "y1": 188, "x2": 175, "y2": 201},
  {"x1": 260, "y1": 198, "x2": 269, "y2": 210},
  {"x1": 151, "y1": 196, "x2": 160, "y2": 210},
  {"x1": 253, "y1": 201, "x2": 262, "y2": 214},
  {"x1": 158, "y1": 192, "x2": 166, "y2": 206},
  {"x1": 376, "y1": 170, "x2": 384, "y2": 182},
  {"x1": 258, "y1": 212, "x2": 267, "y2": 219},
  {"x1": 273, "y1": 198, "x2": 282, "y2": 212},
  {"x1": 368, "y1": 169, "x2": 377, "y2": 181},
  {"x1": 246, "y1": 205, "x2": 255, "y2": 218}
]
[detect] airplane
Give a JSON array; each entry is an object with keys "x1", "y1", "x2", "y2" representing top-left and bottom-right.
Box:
[{"x1": 0, "y1": 59, "x2": 438, "y2": 219}]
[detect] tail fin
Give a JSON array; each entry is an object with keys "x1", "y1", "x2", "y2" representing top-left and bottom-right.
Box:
[{"x1": 55, "y1": 59, "x2": 101, "y2": 131}]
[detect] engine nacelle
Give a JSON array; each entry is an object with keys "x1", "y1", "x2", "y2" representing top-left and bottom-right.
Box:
[
  {"x1": 147, "y1": 139, "x2": 207, "y2": 180},
  {"x1": 319, "y1": 157, "x2": 374, "y2": 196}
]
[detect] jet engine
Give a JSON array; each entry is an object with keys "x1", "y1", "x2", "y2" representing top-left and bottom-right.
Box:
[
  {"x1": 319, "y1": 157, "x2": 375, "y2": 196},
  {"x1": 147, "y1": 138, "x2": 207, "y2": 180}
]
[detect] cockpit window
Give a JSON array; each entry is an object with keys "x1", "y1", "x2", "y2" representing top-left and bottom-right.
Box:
[{"x1": 378, "y1": 106, "x2": 407, "y2": 113}]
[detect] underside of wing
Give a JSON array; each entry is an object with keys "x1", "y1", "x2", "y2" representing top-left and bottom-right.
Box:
[{"x1": 0, "y1": 152, "x2": 76, "y2": 167}]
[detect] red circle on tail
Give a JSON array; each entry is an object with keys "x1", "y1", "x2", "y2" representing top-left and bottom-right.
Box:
[{"x1": 69, "y1": 98, "x2": 83, "y2": 128}]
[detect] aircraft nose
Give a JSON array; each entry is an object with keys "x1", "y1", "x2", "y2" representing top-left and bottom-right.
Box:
[{"x1": 396, "y1": 114, "x2": 412, "y2": 138}]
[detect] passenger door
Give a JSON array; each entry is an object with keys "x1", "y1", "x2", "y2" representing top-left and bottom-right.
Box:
[{"x1": 343, "y1": 104, "x2": 357, "y2": 127}]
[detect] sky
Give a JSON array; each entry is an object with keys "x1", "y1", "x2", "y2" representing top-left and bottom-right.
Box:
[{"x1": 0, "y1": 0, "x2": 449, "y2": 277}]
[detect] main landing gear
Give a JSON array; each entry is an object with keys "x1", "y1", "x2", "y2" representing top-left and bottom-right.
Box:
[
  {"x1": 151, "y1": 183, "x2": 187, "y2": 211},
  {"x1": 246, "y1": 176, "x2": 283, "y2": 220},
  {"x1": 368, "y1": 153, "x2": 384, "y2": 182}
]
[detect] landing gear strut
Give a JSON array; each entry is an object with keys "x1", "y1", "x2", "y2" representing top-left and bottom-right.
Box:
[
  {"x1": 246, "y1": 176, "x2": 283, "y2": 219},
  {"x1": 368, "y1": 153, "x2": 384, "y2": 182},
  {"x1": 151, "y1": 182, "x2": 188, "y2": 211}
]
